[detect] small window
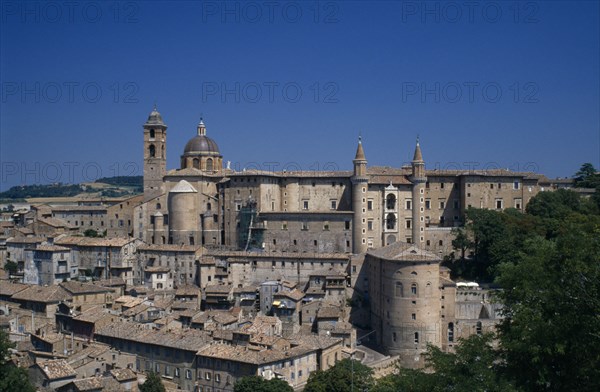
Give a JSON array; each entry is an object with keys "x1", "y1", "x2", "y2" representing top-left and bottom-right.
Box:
[
  {"x1": 186, "y1": 369, "x2": 192, "y2": 379},
  {"x1": 149, "y1": 129, "x2": 155, "y2": 138},
  {"x1": 496, "y1": 199, "x2": 503, "y2": 209},
  {"x1": 411, "y1": 283, "x2": 418, "y2": 296},
  {"x1": 393, "y1": 332, "x2": 397, "y2": 342},
  {"x1": 476, "y1": 321, "x2": 482, "y2": 335},
  {"x1": 345, "y1": 221, "x2": 350, "y2": 230},
  {"x1": 303, "y1": 201, "x2": 309, "y2": 210},
  {"x1": 395, "y1": 282, "x2": 403, "y2": 297},
  {"x1": 414, "y1": 332, "x2": 419, "y2": 343},
  {"x1": 425, "y1": 199, "x2": 431, "y2": 209},
  {"x1": 367, "y1": 200, "x2": 373, "y2": 210},
  {"x1": 412, "y1": 313, "x2": 416, "y2": 320},
  {"x1": 406, "y1": 200, "x2": 412, "y2": 210},
  {"x1": 331, "y1": 200, "x2": 337, "y2": 209},
  {"x1": 513, "y1": 181, "x2": 520, "y2": 190},
  {"x1": 156, "y1": 203, "x2": 161, "y2": 210}
]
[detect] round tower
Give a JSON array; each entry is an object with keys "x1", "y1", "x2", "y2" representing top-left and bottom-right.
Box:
[
  {"x1": 143, "y1": 105, "x2": 167, "y2": 201},
  {"x1": 410, "y1": 138, "x2": 427, "y2": 244},
  {"x1": 352, "y1": 137, "x2": 368, "y2": 254},
  {"x1": 167, "y1": 180, "x2": 199, "y2": 245}
]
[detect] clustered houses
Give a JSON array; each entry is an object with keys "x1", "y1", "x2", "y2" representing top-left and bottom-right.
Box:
[{"x1": 0, "y1": 107, "x2": 575, "y2": 391}]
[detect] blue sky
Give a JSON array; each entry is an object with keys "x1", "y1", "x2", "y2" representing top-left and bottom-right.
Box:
[{"x1": 1, "y1": 0, "x2": 599, "y2": 190}]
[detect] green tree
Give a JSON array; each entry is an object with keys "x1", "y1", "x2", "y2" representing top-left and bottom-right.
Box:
[
  {"x1": 304, "y1": 358, "x2": 373, "y2": 392},
  {"x1": 496, "y1": 228, "x2": 600, "y2": 392},
  {"x1": 0, "y1": 329, "x2": 35, "y2": 392},
  {"x1": 84, "y1": 229, "x2": 99, "y2": 238},
  {"x1": 574, "y1": 163, "x2": 600, "y2": 188},
  {"x1": 372, "y1": 334, "x2": 519, "y2": 392},
  {"x1": 3, "y1": 261, "x2": 18, "y2": 276},
  {"x1": 234, "y1": 375, "x2": 293, "y2": 392},
  {"x1": 139, "y1": 372, "x2": 166, "y2": 392}
]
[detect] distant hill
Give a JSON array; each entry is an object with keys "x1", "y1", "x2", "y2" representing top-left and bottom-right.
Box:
[
  {"x1": 0, "y1": 176, "x2": 143, "y2": 200},
  {"x1": 94, "y1": 176, "x2": 143, "y2": 187}
]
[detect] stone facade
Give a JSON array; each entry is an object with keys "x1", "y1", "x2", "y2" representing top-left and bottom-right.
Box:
[{"x1": 136, "y1": 107, "x2": 547, "y2": 260}]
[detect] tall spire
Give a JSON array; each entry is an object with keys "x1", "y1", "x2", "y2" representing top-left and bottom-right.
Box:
[
  {"x1": 354, "y1": 134, "x2": 366, "y2": 161},
  {"x1": 413, "y1": 136, "x2": 423, "y2": 162},
  {"x1": 197, "y1": 117, "x2": 206, "y2": 136}
]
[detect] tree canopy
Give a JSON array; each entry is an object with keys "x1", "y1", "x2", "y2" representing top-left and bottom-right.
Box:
[
  {"x1": 0, "y1": 329, "x2": 35, "y2": 392},
  {"x1": 139, "y1": 372, "x2": 166, "y2": 392},
  {"x1": 304, "y1": 358, "x2": 374, "y2": 392}
]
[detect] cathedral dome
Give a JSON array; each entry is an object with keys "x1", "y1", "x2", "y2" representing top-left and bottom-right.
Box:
[
  {"x1": 183, "y1": 135, "x2": 220, "y2": 155},
  {"x1": 182, "y1": 120, "x2": 221, "y2": 156}
]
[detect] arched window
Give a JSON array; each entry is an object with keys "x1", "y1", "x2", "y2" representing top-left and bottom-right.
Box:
[
  {"x1": 207, "y1": 202, "x2": 212, "y2": 211},
  {"x1": 386, "y1": 194, "x2": 396, "y2": 210},
  {"x1": 149, "y1": 129, "x2": 155, "y2": 138},
  {"x1": 448, "y1": 323, "x2": 454, "y2": 342},
  {"x1": 425, "y1": 282, "x2": 432, "y2": 296},
  {"x1": 386, "y1": 213, "x2": 396, "y2": 230},
  {"x1": 206, "y1": 158, "x2": 214, "y2": 172},
  {"x1": 149, "y1": 144, "x2": 156, "y2": 157},
  {"x1": 156, "y1": 203, "x2": 161, "y2": 210},
  {"x1": 411, "y1": 283, "x2": 418, "y2": 296},
  {"x1": 395, "y1": 282, "x2": 403, "y2": 297},
  {"x1": 193, "y1": 158, "x2": 200, "y2": 169}
]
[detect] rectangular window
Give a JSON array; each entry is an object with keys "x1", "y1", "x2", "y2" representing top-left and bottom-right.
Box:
[
  {"x1": 367, "y1": 200, "x2": 373, "y2": 210},
  {"x1": 345, "y1": 221, "x2": 350, "y2": 230},
  {"x1": 330, "y1": 200, "x2": 337, "y2": 209},
  {"x1": 439, "y1": 200, "x2": 445, "y2": 209},
  {"x1": 405, "y1": 220, "x2": 411, "y2": 229},
  {"x1": 302, "y1": 222, "x2": 309, "y2": 231},
  {"x1": 186, "y1": 369, "x2": 192, "y2": 379},
  {"x1": 496, "y1": 199, "x2": 503, "y2": 209},
  {"x1": 303, "y1": 201, "x2": 309, "y2": 210},
  {"x1": 453, "y1": 200, "x2": 459, "y2": 209},
  {"x1": 425, "y1": 199, "x2": 431, "y2": 209},
  {"x1": 367, "y1": 220, "x2": 373, "y2": 231},
  {"x1": 513, "y1": 181, "x2": 520, "y2": 190},
  {"x1": 514, "y1": 198, "x2": 522, "y2": 209},
  {"x1": 406, "y1": 200, "x2": 412, "y2": 210},
  {"x1": 440, "y1": 183, "x2": 445, "y2": 189}
]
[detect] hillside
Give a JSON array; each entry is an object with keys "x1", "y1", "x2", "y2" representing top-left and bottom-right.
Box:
[{"x1": 0, "y1": 176, "x2": 142, "y2": 202}]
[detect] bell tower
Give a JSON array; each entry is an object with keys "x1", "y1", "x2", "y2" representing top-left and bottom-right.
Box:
[
  {"x1": 143, "y1": 105, "x2": 167, "y2": 201},
  {"x1": 410, "y1": 137, "x2": 427, "y2": 244},
  {"x1": 351, "y1": 136, "x2": 368, "y2": 254}
]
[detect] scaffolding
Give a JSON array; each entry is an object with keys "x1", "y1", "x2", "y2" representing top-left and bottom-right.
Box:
[{"x1": 237, "y1": 199, "x2": 265, "y2": 251}]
